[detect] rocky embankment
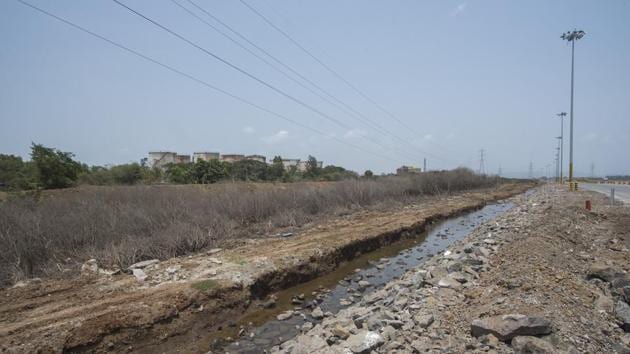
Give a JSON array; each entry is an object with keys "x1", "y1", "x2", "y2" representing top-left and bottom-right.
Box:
[{"x1": 273, "y1": 186, "x2": 630, "y2": 353}]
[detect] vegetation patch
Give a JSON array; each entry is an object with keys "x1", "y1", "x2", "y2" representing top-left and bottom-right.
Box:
[{"x1": 191, "y1": 279, "x2": 219, "y2": 292}]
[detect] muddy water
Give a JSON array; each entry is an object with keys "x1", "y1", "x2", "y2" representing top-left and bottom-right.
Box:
[{"x1": 217, "y1": 201, "x2": 513, "y2": 352}]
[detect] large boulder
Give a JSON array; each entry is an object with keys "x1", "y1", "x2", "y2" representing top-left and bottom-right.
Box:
[
  {"x1": 587, "y1": 263, "x2": 624, "y2": 282},
  {"x1": 343, "y1": 330, "x2": 384, "y2": 353},
  {"x1": 511, "y1": 336, "x2": 556, "y2": 354},
  {"x1": 289, "y1": 334, "x2": 328, "y2": 354},
  {"x1": 616, "y1": 301, "x2": 630, "y2": 332},
  {"x1": 471, "y1": 314, "x2": 552, "y2": 341},
  {"x1": 128, "y1": 259, "x2": 159, "y2": 270}
]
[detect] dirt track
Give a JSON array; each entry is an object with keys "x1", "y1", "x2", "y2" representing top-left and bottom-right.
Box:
[{"x1": 0, "y1": 182, "x2": 533, "y2": 353}]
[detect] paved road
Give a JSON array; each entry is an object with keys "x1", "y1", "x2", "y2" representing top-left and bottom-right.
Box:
[{"x1": 581, "y1": 183, "x2": 630, "y2": 205}]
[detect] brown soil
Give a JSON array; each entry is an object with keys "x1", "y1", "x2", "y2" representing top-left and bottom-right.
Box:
[
  {"x1": 0, "y1": 182, "x2": 533, "y2": 353},
  {"x1": 440, "y1": 186, "x2": 630, "y2": 352}
]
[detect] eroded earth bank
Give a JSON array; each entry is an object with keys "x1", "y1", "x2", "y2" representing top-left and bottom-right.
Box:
[{"x1": 272, "y1": 185, "x2": 630, "y2": 354}]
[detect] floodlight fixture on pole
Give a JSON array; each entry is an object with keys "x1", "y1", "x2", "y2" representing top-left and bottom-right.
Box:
[{"x1": 560, "y1": 30, "x2": 586, "y2": 187}]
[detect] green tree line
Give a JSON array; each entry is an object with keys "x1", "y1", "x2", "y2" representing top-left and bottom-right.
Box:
[{"x1": 0, "y1": 144, "x2": 359, "y2": 191}]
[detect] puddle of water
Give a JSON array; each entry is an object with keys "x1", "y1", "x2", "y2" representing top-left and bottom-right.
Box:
[{"x1": 216, "y1": 201, "x2": 514, "y2": 352}]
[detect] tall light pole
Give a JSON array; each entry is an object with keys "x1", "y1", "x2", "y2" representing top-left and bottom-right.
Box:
[
  {"x1": 556, "y1": 112, "x2": 567, "y2": 183},
  {"x1": 561, "y1": 30, "x2": 586, "y2": 186},
  {"x1": 556, "y1": 137, "x2": 562, "y2": 183}
]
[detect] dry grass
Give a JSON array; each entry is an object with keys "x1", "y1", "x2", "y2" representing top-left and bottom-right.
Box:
[{"x1": 0, "y1": 168, "x2": 500, "y2": 286}]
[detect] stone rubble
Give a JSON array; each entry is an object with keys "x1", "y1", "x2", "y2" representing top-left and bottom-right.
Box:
[{"x1": 270, "y1": 186, "x2": 630, "y2": 353}]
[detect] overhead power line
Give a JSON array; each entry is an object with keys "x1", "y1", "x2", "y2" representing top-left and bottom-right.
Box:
[
  {"x1": 112, "y1": 0, "x2": 428, "y2": 163},
  {"x1": 239, "y1": 0, "x2": 458, "y2": 156},
  {"x1": 169, "y1": 0, "x2": 422, "y2": 163},
  {"x1": 15, "y1": 0, "x2": 402, "y2": 165},
  {"x1": 180, "y1": 0, "x2": 446, "y2": 164}
]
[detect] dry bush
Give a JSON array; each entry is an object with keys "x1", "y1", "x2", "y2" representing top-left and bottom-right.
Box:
[{"x1": 0, "y1": 168, "x2": 499, "y2": 286}]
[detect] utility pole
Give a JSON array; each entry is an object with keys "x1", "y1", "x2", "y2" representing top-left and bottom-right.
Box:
[
  {"x1": 590, "y1": 162, "x2": 595, "y2": 178},
  {"x1": 528, "y1": 162, "x2": 534, "y2": 179},
  {"x1": 498, "y1": 164, "x2": 502, "y2": 177},
  {"x1": 556, "y1": 112, "x2": 567, "y2": 182},
  {"x1": 556, "y1": 137, "x2": 562, "y2": 183},
  {"x1": 561, "y1": 30, "x2": 586, "y2": 188},
  {"x1": 423, "y1": 158, "x2": 427, "y2": 173},
  {"x1": 478, "y1": 149, "x2": 486, "y2": 175}
]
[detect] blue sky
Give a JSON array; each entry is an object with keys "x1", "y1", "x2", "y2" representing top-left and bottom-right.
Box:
[{"x1": 1, "y1": 0, "x2": 628, "y2": 176}]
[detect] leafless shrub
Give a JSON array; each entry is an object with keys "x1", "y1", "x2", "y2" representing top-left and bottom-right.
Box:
[{"x1": 0, "y1": 168, "x2": 499, "y2": 286}]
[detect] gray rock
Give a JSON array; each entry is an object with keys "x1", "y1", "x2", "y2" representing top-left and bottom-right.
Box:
[
  {"x1": 413, "y1": 313, "x2": 434, "y2": 329},
  {"x1": 450, "y1": 272, "x2": 469, "y2": 284},
  {"x1": 616, "y1": 301, "x2": 630, "y2": 332},
  {"x1": 276, "y1": 310, "x2": 294, "y2": 321},
  {"x1": 261, "y1": 297, "x2": 277, "y2": 309},
  {"x1": 587, "y1": 263, "x2": 624, "y2": 282},
  {"x1": 332, "y1": 324, "x2": 351, "y2": 339},
  {"x1": 624, "y1": 286, "x2": 630, "y2": 304},
  {"x1": 343, "y1": 330, "x2": 384, "y2": 353},
  {"x1": 311, "y1": 307, "x2": 324, "y2": 320},
  {"x1": 385, "y1": 320, "x2": 404, "y2": 329},
  {"x1": 380, "y1": 325, "x2": 396, "y2": 341},
  {"x1": 357, "y1": 280, "x2": 371, "y2": 291},
  {"x1": 80, "y1": 259, "x2": 98, "y2": 274},
  {"x1": 471, "y1": 314, "x2": 552, "y2": 341},
  {"x1": 511, "y1": 336, "x2": 556, "y2": 354},
  {"x1": 301, "y1": 321, "x2": 313, "y2": 331},
  {"x1": 463, "y1": 243, "x2": 475, "y2": 253},
  {"x1": 594, "y1": 294, "x2": 614, "y2": 313},
  {"x1": 447, "y1": 261, "x2": 463, "y2": 273},
  {"x1": 289, "y1": 334, "x2": 328, "y2": 354},
  {"x1": 438, "y1": 276, "x2": 462, "y2": 290},
  {"x1": 132, "y1": 268, "x2": 147, "y2": 282},
  {"x1": 128, "y1": 259, "x2": 159, "y2": 270}
]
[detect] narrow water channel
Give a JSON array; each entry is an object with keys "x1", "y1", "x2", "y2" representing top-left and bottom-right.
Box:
[{"x1": 219, "y1": 201, "x2": 514, "y2": 353}]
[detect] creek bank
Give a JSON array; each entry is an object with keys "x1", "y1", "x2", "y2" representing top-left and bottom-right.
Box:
[
  {"x1": 224, "y1": 201, "x2": 515, "y2": 352},
  {"x1": 0, "y1": 183, "x2": 534, "y2": 353},
  {"x1": 273, "y1": 185, "x2": 630, "y2": 353}
]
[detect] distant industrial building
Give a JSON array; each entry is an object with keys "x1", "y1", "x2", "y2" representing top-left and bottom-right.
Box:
[
  {"x1": 193, "y1": 152, "x2": 219, "y2": 162},
  {"x1": 297, "y1": 160, "x2": 323, "y2": 172},
  {"x1": 175, "y1": 154, "x2": 191, "y2": 164},
  {"x1": 281, "y1": 158, "x2": 300, "y2": 170},
  {"x1": 245, "y1": 155, "x2": 266, "y2": 163},
  {"x1": 220, "y1": 154, "x2": 245, "y2": 163},
  {"x1": 148, "y1": 151, "x2": 177, "y2": 169},
  {"x1": 397, "y1": 165, "x2": 423, "y2": 175},
  {"x1": 148, "y1": 151, "x2": 321, "y2": 171}
]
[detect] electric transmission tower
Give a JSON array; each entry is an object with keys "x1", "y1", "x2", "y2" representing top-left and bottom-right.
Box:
[
  {"x1": 498, "y1": 164, "x2": 502, "y2": 176},
  {"x1": 478, "y1": 149, "x2": 486, "y2": 175},
  {"x1": 590, "y1": 162, "x2": 595, "y2": 178},
  {"x1": 528, "y1": 162, "x2": 534, "y2": 178}
]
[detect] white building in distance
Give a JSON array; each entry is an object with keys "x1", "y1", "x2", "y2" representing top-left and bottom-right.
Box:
[
  {"x1": 193, "y1": 152, "x2": 220, "y2": 162},
  {"x1": 148, "y1": 151, "x2": 177, "y2": 169},
  {"x1": 297, "y1": 160, "x2": 323, "y2": 172}
]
